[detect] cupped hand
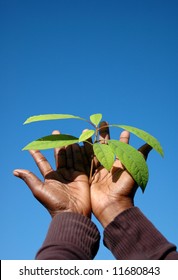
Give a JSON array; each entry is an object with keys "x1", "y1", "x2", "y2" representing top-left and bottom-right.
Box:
[
  {"x1": 13, "y1": 131, "x2": 91, "y2": 218},
  {"x1": 90, "y1": 122, "x2": 152, "y2": 227}
]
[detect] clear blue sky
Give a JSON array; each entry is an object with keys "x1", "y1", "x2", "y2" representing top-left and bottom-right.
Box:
[{"x1": 0, "y1": 0, "x2": 178, "y2": 260}]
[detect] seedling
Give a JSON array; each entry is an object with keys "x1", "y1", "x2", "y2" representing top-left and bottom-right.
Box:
[{"x1": 23, "y1": 113, "x2": 164, "y2": 192}]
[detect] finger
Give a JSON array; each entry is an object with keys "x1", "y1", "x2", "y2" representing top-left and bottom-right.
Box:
[
  {"x1": 29, "y1": 150, "x2": 53, "y2": 177},
  {"x1": 52, "y1": 130, "x2": 66, "y2": 169},
  {"x1": 138, "y1": 143, "x2": 153, "y2": 160},
  {"x1": 99, "y1": 121, "x2": 110, "y2": 143},
  {"x1": 52, "y1": 130, "x2": 60, "y2": 162},
  {"x1": 81, "y1": 129, "x2": 96, "y2": 175},
  {"x1": 113, "y1": 131, "x2": 130, "y2": 169},
  {"x1": 95, "y1": 121, "x2": 110, "y2": 169},
  {"x1": 13, "y1": 169, "x2": 43, "y2": 197},
  {"x1": 82, "y1": 128, "x2": 100, "y2": 170},
  {"x1": 66, "y1": 145, "x2": 73, "y2": 168},
  {"x1": 56, "y1": 148, "x2": 66, "y2": 169},
  {"x1": 83, "y1": 129, "x2": 93, "y2": 163},
  {"x1": 72, "y1": 144, "x2": 85, "y2": 172},
  {"x1": 81, "y1": 146, "x2": 90, "y2": 175},
  {"x1": 119, "y1": 130, "x2": 130, "y2": 144}
]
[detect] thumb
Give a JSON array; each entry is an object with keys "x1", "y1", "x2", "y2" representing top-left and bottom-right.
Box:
[{"x1": 13, "y1": 169, "x2": 42, "y2": 196}]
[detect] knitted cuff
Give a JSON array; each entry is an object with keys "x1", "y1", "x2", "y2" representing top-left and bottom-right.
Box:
[
  {"x1": 104, "y1": 207, "x2": 175, "y2": 259},
  {"x1": 36, "y1": 212, "x2": 100, "y2": 259}
]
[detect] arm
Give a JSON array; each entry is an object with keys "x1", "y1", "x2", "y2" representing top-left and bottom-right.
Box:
[
  {"x1": 104, "y1": 207, "x2": 178, "y2": 260},
  {"x1": 91, "y1": 122, "x2": 178, "y2": 260},
  {"x1": 36, "y1": 212, "x2": 100, "y2": 260},
  {"x1": 14, "y1": 130, "x2": 100, "y2": 260}
]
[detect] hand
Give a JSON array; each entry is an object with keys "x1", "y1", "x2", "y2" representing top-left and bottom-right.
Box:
[
  {"x1": 13, "y1": 131, "x2": 91, "y2": 218},
  {"x1": 90, "y1": 122, "x2": 152, "y2": 227}
]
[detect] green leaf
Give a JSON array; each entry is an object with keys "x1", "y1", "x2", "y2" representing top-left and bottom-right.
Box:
[
  {"x1": 93, "y1": 143, "x2": 115, "y2": 171},
  {"x1": 23, "y1": 134, "x2": 79, "y2": 150},
  {"x1": 24, "y1": 114, "x2": 86, "y2": 124},
  {"x1": 79, "y1": 130, "x2": 95, "y2": 142},
  {"x1": 108, "y1": 140, "x2": 149, "y2": 191},
  {"x1": 90, "y1": 113, "x2": 102, "y2": 126},
  {"x1": 111, "y1": 125, "x2": 164, "y2": 157}
]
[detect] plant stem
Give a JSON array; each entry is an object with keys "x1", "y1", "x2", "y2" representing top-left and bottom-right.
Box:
[
  {"x1": 89, "y1": 156, "x2": 94, "y2": 184},
  {"x1": 94, "y1": 127, "x2": 99, "y2": 143}
]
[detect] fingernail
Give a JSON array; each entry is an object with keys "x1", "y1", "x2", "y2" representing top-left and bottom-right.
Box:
[{"x1": 13, "y1": 170, "x2": 19, "y2": 176}]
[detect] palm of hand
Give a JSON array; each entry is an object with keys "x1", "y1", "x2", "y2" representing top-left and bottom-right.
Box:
[
  {"x1": 91, "y1": 162, "x2": 137, "y2": 226},
  {"x1": 38, "y1": 168, "x2": 91, "y2": 218},
  {"x1": 14, "y1": 143, "x2": 92, "y2": 218}
]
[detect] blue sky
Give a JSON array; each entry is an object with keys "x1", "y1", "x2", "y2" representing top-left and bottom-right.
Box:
[{"x1": 0, "y1": 0, "x2": 178, "y2": 260}]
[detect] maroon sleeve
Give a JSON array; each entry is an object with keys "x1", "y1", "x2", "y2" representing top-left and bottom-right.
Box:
[
  {"x1": 104, "y1": 207, "x2": 178, "y2": 260},
  {"x1": 36, "y1": 212, "x2": 100, "y2": 260}
]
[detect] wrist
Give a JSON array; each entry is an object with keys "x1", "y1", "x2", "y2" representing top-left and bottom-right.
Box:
[{"x1": 97, "y1": 200, "x2": 134, "y2": 228}]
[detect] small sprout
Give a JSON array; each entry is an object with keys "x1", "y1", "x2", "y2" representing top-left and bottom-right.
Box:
[{"x1": 23, "y1": 113, "x2": 164, "y2": 191}]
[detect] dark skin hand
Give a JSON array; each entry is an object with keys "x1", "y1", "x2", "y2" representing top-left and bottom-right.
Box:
[
  {"x1": 13, "y1": 123, "x2": 152, "y2": 226},
  {"x1": 90, "y1": 122, "x2": 152, "y2": 227},
  {"x1": 13, "y1": 130, "x2": 91, "y2": 218}
]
